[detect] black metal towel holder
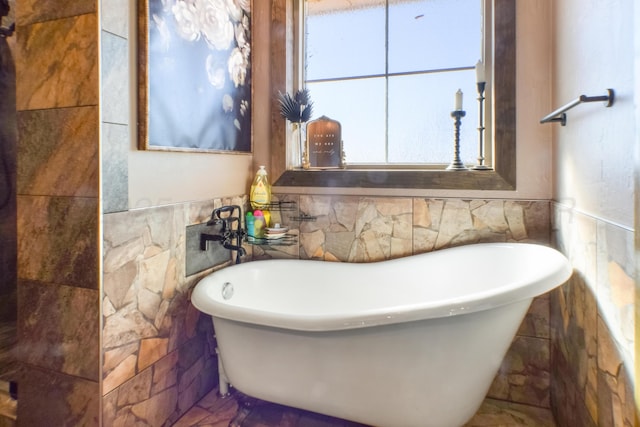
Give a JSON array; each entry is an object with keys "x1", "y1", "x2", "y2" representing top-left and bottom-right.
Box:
[{"x1": 540, "y1": 89, "x2": 615, "y2": 126}]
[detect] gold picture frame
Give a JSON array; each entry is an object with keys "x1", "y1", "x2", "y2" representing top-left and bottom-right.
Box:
[{"x1": 137, "y1": 0, "x2": 252, "y2": 153}]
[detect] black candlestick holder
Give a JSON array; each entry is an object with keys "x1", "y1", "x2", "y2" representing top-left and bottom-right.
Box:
[
  {"x1": 446, "y1": 110, "x2": 468, "y2": 171},
  {"x1": 472, "y1": 82, "x2": 492, "y2": 170}
]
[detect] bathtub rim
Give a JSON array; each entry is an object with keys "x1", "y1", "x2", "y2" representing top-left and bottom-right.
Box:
[{"x1": 191, "y1": 242, "x2": 572, "y2": 332}]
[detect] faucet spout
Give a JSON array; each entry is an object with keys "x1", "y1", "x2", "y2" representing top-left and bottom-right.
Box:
[
  {"x1": 200, "y1": 233, "x2": 225, "y2": 251},
  {"x1": 223, "y1": 243, "x2": 247, "y2": 257}
]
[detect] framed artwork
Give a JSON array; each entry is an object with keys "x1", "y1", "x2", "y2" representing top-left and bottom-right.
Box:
[{"x1": 137, "y1": 0, "x2": 252, "y2": 153}]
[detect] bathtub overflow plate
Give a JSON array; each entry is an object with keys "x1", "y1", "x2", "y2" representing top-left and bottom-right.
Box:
[{"x1": 221, "y1": 282, "x2": 234, "y2": 300}]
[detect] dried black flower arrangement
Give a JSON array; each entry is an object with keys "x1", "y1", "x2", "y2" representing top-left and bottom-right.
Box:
[
  {"x1": 278, "y1": 89, "x2": 313, "y2": 123},
  {"x1": 278, "y1": 89, "x2": 314, "y2": 169}
]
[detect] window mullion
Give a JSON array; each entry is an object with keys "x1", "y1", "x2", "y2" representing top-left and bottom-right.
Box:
[{"x1": 384, "y1": 0, "x2": 390, "y2": 163}]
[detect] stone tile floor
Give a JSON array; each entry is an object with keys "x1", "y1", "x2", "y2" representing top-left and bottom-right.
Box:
[
  {"x1": 0, "y1": 386, "x2": 16, "y2": 427},
  {"x1": 173, "y1": 388, "x2": 557, "y2": 427},
  {"x1": 0, "y1": 322, "x2": 17, "y2": 427},
  {"x1": 0, "y1": 322, "x2": 17, "y2": 383}
]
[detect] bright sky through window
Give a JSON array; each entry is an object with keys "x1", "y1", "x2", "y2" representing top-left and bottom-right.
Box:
[{"x1": 304, "y1": 0, "x2": 482, "y2": 165}]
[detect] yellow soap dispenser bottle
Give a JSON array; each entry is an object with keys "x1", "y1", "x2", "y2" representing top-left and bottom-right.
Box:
[{"x1": 250, "y1": 165, "x2": 271, "y2": 210}]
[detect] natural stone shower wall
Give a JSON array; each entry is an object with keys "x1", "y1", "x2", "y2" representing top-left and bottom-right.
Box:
[{"x1": 15, "y1": 2, "x2": 101, "y2": 425}]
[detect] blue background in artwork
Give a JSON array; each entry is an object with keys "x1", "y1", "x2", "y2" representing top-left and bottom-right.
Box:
[{"x1": 147, "y1": 2, "x2": 251, "y2": 152}]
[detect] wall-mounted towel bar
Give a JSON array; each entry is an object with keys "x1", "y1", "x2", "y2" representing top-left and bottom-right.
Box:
[{"x1": 540, "y1": 89, "x2": 614, "y2": 126}]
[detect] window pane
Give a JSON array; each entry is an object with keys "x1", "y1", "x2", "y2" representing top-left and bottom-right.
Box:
[
  {"x1": 388, "y1": 70, "x2": 478, "y2": 164},
  {"x1": 305, "y1": 1, "x2": 386, "y2": 80},
  {"x1": 307, "y1": 78, "x2": 386, "y2": 163},
  {"x1": 303, "y1": 0, "x2": 485, "y2": 166},
  {"x1": 388, "y1": 0, "x2": 481, "y2": 73}
]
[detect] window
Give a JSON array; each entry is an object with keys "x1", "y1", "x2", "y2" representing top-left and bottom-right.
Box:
[
  {"x1": 271, "y1": 0, "x2": 515, "y2": 190},
  {"x1": 304, "y1": 0, "x2": 487, "y2": 166}
]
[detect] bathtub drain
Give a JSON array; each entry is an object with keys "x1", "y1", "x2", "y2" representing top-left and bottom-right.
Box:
[{"x1": 222, "y1": 282, "x2": 234, "y2": 300}]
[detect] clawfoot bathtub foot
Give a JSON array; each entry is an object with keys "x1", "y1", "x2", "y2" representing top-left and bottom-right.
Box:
[{"x1": 228, "y1": 392, "x2": 266, "y2": 427}]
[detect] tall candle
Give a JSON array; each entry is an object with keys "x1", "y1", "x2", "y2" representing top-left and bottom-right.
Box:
[
  {"x1": 454, "y1": 89, "x2": 463, "y2": 111},
  {"x1": 475, "y1": 60, "x2": 485, "y2": 83}
]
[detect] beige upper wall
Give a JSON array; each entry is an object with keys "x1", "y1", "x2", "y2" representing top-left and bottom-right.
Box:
[
  {"x1": 552, "y1": 0, "x2": 635, "y2": 228},
  {"x1": 128, "y1": 149, "x2": 253, "y2": 209}
]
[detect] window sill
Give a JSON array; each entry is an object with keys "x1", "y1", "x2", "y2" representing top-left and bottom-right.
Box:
[{"x1": 273, "y1": 169, "x2": 515, "y2": 191}]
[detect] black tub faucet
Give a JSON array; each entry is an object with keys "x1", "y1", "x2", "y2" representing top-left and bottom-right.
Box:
[{"x1": 200, "y1": 205, "x2": 246, "y2": 264}]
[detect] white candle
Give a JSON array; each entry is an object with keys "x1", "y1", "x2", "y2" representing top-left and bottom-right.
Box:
[
  {"x1": 454, "y1": 89, "x2": 463, "y2": 111},
  {"x1": 475, "y1": 60, "x2": 485, "y2": 83}
]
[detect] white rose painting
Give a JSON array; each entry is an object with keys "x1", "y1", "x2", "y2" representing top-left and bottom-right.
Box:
[{"x1": 139, "y1": 0, "x2": 251, "y2": 152}]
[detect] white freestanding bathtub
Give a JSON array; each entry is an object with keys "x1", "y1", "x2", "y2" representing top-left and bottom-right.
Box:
[{"x1": 191, "y1": 243, "x2": 572, "y2": 427}]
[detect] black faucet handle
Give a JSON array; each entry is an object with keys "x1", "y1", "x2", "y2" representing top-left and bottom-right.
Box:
[
  {"x1": 207, "y1": 205, "x2": 243, "y2": 227},
  {"x1": 215, "y1": 205, "x2": 242, "y2": 219}
]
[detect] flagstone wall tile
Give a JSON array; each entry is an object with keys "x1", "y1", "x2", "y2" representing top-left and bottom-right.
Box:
[
  {"x1": 102, "y1": 197, "x2": 237, "y2": 425},
  {"x1": 550, "y1": 203, "x2": 636, "y2": 427}
]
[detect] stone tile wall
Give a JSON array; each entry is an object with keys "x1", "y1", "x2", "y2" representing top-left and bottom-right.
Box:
[
  {"x1": 14, "y1": 1, "x2": 101, "y2": 425},
  {"x1": 102, "y1": 196, "x2": 246, "y2": 426},
  {"x1": 551, "y1": 203, "x2": 635, "y2": 426},
  {"x1": 263, "y1": 194, "x2": 554, "y2": 409},
  {"x1": 100, "y1": 0, "x2": 129, "y2": 214},
  {"x1": 0, "y1": 0, "x2": 17, "y2": 326}
]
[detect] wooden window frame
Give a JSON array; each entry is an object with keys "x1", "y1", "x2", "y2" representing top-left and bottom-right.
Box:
[{"x1": 269, "y1": 0, "x2": 515, "y2": 191}]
